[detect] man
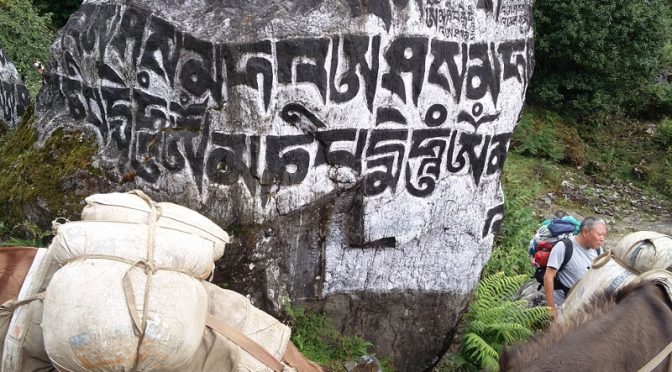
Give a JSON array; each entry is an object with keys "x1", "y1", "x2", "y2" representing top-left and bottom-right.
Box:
[{"x1": 544, "y1": 216, "x2": 607, "y2": 320}]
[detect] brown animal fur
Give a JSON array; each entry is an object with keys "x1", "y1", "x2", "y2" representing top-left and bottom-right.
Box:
[
  {"x1": 500, "y1": 282, "x2": 672, "y2": 372},
  {"x1": 0, "y1": 246, "x2": 38, "y2": 304}
]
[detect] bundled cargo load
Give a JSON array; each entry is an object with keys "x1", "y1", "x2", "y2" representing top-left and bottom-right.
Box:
[
  {"x1": 4, "y1": 190, "x2": 309, "y2": 372},
  {"x1": 560, "y1": 253, "x2": 638, "y2": 317},
  {"x1": 560, "y1": 231, "x2": 672, "y2": 323},
  {"x1": 2, "y1": 247, "x2": 301, "y2": 372},
  {"x1": 81, "y1": 191, "x2": 229, "y2": 258},
  {"x1": 40, "y1": 190, "x2": 230, "y2": 371},
  {"x1": 611, "y1": 231, "x2": 672, "y2": 273}
]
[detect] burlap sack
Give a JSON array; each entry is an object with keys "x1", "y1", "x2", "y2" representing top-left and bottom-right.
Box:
[
  {"x1": 611, "y1": 231, "x2": 672, "y2": 273},
  {"x1": 49, "y1": 221, "x2": 216, "y2": 278},
  {"x1": 81, "y1": 191, "x2": 229, "y2": 260},
  {"x1": 42, "y1": 260, "x2": 207, "y2": 371},
  {"x1": 6, "y1": 270, "x2": 293, "y2": 371},
  {"x1": 203, "y1": 281, "x2": 291, "y2": 371},
  {"x1": 41, "y1": 191, "x2": 228, "y2": 371}
]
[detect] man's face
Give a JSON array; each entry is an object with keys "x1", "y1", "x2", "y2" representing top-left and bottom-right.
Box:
[{"x1": 582, "y1": 223, "x2": 607, "y2": 249}]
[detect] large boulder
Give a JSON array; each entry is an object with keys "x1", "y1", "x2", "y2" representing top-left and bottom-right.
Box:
[
  {"x1": 34, "y1": 0, "x2": 534, "y2": 369},
  {"x1": 0, "y1": 48, "x2": 31, "y2": 129}
]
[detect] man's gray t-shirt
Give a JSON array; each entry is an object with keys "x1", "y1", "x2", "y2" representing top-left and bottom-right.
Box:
[{"x1": 547, "y1": 236, "x2": 599, "y2": 306}]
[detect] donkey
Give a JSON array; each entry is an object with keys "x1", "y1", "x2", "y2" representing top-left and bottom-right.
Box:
[
  {"x1": 500, "y1": 281, "x2": 672, "y2": 371},
  {"x1": 0, "y1": 246, "x2": 37, "y2": 304}
]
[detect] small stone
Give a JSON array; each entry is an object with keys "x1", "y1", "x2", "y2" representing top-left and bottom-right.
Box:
[{"x1": 352, "y1": 355, "x2": 382, "y2": 372}]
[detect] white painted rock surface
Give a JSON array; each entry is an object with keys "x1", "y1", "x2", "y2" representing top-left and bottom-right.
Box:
[
  {"x1": 0, "y1": 48, "x2": 31, "y2": 129},
  {"x1": 34, "y1": 0, "x2": 534, "y2": 369}
]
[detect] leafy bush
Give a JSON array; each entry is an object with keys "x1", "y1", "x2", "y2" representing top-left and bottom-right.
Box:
[
  {"x1": 449, "y1": 273, "x2": 550, "y2": 371},
  {"x1": 630, "y1": 83, "x2": 672, "y2": 119},
  {"x1": 284, "y1": 303, "x2": 379, "y2": 370},
  {"x1": 510, "y1": 109, "x2": 566, "y2": 162},
  {"x1": 32, "y1": 0, "x2": 81, "y2": 29},
  {"x1": 0, "y1": 0, "x2": 54, "y2": 94},
  {"x1": 511, "y1": 107, "x2": 585, "y2": 166},
  {"x1": 658, "y1": 117, "x2": 672, "y2": 147},
  {"x1": 530, "y1": 0, "x2": 671, "y2": 119}
]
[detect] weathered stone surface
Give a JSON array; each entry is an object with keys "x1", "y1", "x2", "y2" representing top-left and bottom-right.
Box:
[
  {"x1": 34, "y1": 0, "x2": 534, "y2": 369},
  {"x1": 0, "y1": 48, "x2": 31, "y2": 129}
]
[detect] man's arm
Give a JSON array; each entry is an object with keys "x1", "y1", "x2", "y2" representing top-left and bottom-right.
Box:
[{"x1": 544, "y1": 266, "x2": 558, "y2": 320}]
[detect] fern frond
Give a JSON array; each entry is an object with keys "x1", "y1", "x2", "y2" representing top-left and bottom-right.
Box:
[
  {"x1": 462, "y1": 333, "x2": 500, "y2": 372},
  {"x1": 490, "y1": 322, "x2": 533, "y2": 342},
  {"x1": 469, "y1": 320, "x2": 533, "y2": 342},
  {"x1": 457, "y1": 272, "x2": 551, "y2": 371},
  {"x1": 474, "y1": 302, "x2": 522, "y2": 323},
  {"x1": 475, "y1": 273, "x2": 528, "y2": 306},
  {"x1": 522, "y1": 306, "x2": 552, "y2": 329}
]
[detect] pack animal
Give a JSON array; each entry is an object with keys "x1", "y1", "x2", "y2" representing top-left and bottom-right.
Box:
[
  {"x1": 500, "y1": 282, "x2": 672, "y2": 371},
  {"x1": 0, "y1": 247, "x2": 36, "y2": 304},
  {"x1": 0, "y1": 246, "x2": 321, "y2": 372}
]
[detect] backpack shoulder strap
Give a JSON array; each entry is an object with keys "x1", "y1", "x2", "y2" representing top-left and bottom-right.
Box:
[
  {"x1": 558, "y1": 238, "x2": 573, "y2": 272},
  {"x1": 553, "y1": 239, "x2": 574, "y2": 296}
]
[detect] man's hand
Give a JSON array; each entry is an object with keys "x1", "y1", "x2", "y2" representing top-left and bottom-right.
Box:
[{"x1": 549, "y1": 305, "x2": 557, "y2": 321}]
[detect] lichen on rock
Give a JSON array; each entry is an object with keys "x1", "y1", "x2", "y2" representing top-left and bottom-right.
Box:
[{"x1": 0, "y1": 106, "x2": 110, "y2": 228}]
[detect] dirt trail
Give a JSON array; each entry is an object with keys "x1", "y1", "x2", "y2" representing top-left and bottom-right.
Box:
[{"x1": 544, "y1": 169, "x2": 672, "y2": 248}]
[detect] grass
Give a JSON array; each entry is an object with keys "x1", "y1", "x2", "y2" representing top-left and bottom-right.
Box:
[
  {"x1": 483, "y1": 154, "x2": 540, "y2": 277},
  {"x1": 284, "y1": 302, "x2": 388, "y2": 371},
  {"x1": 577, "y1": 114, "x2": 672, "y2": 197},
  {"x1": 0, "y1": 219, "x2": 51, "y2": 246}
]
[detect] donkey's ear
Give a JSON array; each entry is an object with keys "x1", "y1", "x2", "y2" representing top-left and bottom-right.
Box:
[{"x1": 614, "y1": 281, "x2": 642, "y2": 303}]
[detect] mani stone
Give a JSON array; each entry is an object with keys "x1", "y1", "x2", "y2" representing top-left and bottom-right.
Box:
[
  {"x1": 34, "y1": 0, "x2": 533, "y2": 369},
  {"x1": 0, "y1": 48, "x2": 31, "y2": 130}
]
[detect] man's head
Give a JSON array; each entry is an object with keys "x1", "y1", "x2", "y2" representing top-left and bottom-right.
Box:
[{"x1": 577, "y1": 216, "x2": 607, "y2": 249}]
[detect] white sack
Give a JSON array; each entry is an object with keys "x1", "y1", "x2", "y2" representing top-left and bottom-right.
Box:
[
  {"x1": 81, "y1": 192, "x2": 229, "y2": 260},
  {"x1": 50, "y1": 221, "x2": 215, "y2": 279},
  {"x1": 42, "y1": 260, "x2": 207, "y2": 372},
  {"x1": 203, "y1": 281, "x2": 291, "y2": 371},
  {"x1": 612, "y1": 231, "x2": 672, "y2": 273}
]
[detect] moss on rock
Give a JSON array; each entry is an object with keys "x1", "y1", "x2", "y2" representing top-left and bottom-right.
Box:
[{"x1": 0, "y1": 106, "x2": 106, "y2": 228}]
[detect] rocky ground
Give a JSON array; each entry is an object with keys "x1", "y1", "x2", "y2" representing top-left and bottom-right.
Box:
[{"x1": 539, "y1": 168, "x2": 672, "y2": 248}]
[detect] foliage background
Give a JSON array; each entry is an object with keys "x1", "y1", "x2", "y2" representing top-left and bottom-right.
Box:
[
  {"x1": 530, "y1": 0, "x2": 672, "y2": 119},
  {"x1": 0, "y1": 0, "x2": 54, "y2": 94}
]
